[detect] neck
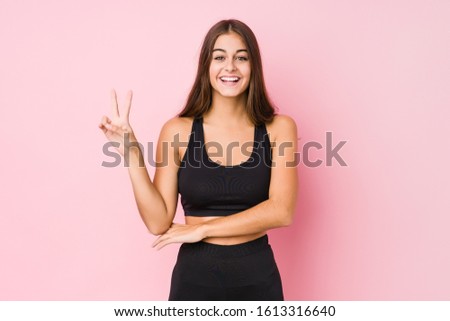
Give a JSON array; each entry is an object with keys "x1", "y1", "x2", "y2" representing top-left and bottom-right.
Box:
[{"x1": 205, "y1": 92, "x2": 251, "y2": 126}]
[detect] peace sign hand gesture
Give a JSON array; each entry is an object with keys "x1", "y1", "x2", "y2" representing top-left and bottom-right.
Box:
[{"x1": 98, "y1": 89, "x2": 135, "y2": 156}]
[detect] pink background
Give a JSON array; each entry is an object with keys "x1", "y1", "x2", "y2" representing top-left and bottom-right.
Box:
[{"x1": 1, "y1": 0, "x2": 449, "y2": 300}]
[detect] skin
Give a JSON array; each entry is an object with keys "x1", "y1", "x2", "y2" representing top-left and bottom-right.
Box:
[{"x1": 99, "y1": 32, "x2": 298, "y2": 250}]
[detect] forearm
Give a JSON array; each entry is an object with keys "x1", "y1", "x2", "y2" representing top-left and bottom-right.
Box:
[
  {"x1": 200, "y1": 198, "x2": 294, "y2": 239},
  {"x1": 127, "y1": 145, "x2": 171, "y2": 235}
]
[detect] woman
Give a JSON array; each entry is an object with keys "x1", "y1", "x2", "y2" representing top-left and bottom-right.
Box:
[{"x1": 99, "y1": 19, "x2": 298, "y2": 300}]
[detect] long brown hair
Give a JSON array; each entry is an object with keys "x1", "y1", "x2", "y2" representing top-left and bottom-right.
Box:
[{"x1": 178, "y1": 19, "x2": 277, "y2": 125}]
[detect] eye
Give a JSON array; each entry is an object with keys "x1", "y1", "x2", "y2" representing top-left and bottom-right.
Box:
[
  {"x1": 236, "y1": 56, "x2": 249, "y2": 62},
  {"x1": 213, "y1": 56, "x2": 225, "y2": 61}
]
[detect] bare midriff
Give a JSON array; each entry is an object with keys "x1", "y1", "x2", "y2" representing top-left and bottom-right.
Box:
[{"x1": 185, "y1": 215, "x2": 267, "y2": 245}]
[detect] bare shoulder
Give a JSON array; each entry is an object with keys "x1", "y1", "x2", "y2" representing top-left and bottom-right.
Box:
[
  {"x1": 160, "y1": 116, "x2": 193, "y2": 134},
  {"x1": 159, "y1": 116, "x2": 194, "y2": 141},
  {"x1": 157, "y1": 116, "x2": 194, "y2": 164},
  {"x1": 266, "y1": 114, "x2": 298, "y2": 142}
]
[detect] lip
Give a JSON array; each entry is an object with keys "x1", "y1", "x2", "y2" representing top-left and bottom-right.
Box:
[
  {"x1": 219, "y1": 76, "x2": 241, "y2": 87},
  {"x1": 219, "y1": 75, "x2": 241, "y2": 79}
]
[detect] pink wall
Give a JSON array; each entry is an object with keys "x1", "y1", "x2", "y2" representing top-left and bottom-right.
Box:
[{"x1": 1, "y1": 0, "x2": 449, "y2": 300}]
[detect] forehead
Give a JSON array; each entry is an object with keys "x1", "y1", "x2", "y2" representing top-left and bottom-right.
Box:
[{"x1": 213, "y1": 32, "x2": 247, "y2": 51}]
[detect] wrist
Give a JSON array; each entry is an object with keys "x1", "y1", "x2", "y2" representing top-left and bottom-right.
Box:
[
  {"x1": 123, "y1": 138, "x2": 145, "y2": 168},
  {"x1": 197, "y1": 223, "x2": 210, "y2": 239},
  {"x1": 123, "y1": 132, "x2": 141, "y2": 155}
]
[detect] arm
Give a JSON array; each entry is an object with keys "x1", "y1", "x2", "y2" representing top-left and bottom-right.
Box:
[
  {"x1": 127, "y1": 118, "x2": 181, "y2": 235},
  {"x1": 153, "y1": 115, "x2": 298, "y2": 248},
  {"x1": 99, "y1": 90, "x2": 180, "y2": 235},
  {"x1": 202, "y1": 115, "x2": 298, "y2": 236}
]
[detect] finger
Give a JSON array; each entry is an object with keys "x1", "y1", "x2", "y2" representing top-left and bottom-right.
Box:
[
  {"x1": 124, "y1": 90, "x2": 133, "y2": 119},
  {"x1": 102, "y1": 115, "x2": 112, "y2": 124},
  {"x1": 101, "y1": 116, "x2": 114, "y2": 130},
  {"x1": 154, "y1": 238, "x2": 172, "y2": 250},
  {"x1": 98, "y1": 123, "x2": 107, "y2": 133},
  {"x1": 152, "y1": 234, "x2": 166, "y2": 248},
  {"x1": 111, "y1": 89, "x2": 119, "y2": 118}
]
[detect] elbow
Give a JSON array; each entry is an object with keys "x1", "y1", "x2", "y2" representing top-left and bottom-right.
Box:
[
  {"x1": 138, "y1": 206, "x2": 172, "y2": 235},
  {"x1": 148, "y1": 225, "x2": 168, "y2": 236},
  {"x1": 147, "y1": 222, "x2": 171, "y2": 236},
  {"x1": 272, "y1": 199, "x2": 295, "y2": 227},
  {"x1": 276, "y1": 204, "x2": 295, "y2": 228},
  {"x1": 279, "y1": 212, "x2": 294, "y2": 227}
]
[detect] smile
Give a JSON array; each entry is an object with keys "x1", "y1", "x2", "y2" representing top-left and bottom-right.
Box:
[
  {"x1": 219, "y1": 76, "x2": 240, "y2": 83},
  {"x1": 219, "y1": 76, "x2": 241, "y2": 88}
]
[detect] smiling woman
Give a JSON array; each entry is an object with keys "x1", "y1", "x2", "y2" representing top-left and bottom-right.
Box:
[
  {"x1": 209, "y1": 34, "x2": 251, "y2": 98},
  {"x1": 99, "y1": 19, "x2": 298, "y2": 301}
]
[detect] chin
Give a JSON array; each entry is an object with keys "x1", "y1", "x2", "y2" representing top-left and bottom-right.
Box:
[
  {"x1": 218, "y1": 92, "x2": 246, "y2": 99},
  {"x1": 213, "y1": 87, "x2": 248, "y2": 99}
]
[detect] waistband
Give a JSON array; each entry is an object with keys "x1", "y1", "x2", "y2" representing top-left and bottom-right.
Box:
[{"x1": 180, "y1": 234, "x2": 270, "y2": 258}]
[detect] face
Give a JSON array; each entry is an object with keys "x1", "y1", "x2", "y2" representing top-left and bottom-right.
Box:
[{"x1": 209, "y1": 32, "x2": 251, "y2": 99}]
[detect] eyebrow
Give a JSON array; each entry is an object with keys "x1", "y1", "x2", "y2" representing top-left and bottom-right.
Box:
[{"x1": 212, "y1": 48, "x2": 248, "y2": 54}]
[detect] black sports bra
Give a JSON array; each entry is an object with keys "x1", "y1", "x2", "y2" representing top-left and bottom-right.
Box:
[{"x1": 177, "y1": 117, "x2": 272, "y2": 217}]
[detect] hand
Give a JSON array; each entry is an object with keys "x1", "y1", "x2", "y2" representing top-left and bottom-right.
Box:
[
  {"x1": 152, "y1": 223, "x2": 205, "y2": 250},
  {"x1": 98, "y1": 89, "x2": 135, "y2": 156}
]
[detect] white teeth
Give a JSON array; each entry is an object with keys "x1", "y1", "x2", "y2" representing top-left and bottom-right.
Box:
[{"x1": 220, "y1": 77, "x2": 239, "y2": 82}]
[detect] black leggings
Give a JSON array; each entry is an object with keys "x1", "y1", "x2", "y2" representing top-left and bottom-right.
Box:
[{"x1": 168, "y1": 234, "x2": 284, "y2": 301}]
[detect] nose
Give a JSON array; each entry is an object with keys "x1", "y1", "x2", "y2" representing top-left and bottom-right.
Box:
[{"x1": 225, "y1": 58, "x2": 236, "y2": 72}]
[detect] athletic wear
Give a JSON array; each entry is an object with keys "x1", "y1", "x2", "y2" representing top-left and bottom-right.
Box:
[
  {"x1": 171, "y1": 117, "x2": 283, "y2": 301},
  {"x1": 177, "y1": 117, "x2": 272, "y2": 217},
  {"x1": 168, "y1": 234, "x2": 284, "y2": 301}
]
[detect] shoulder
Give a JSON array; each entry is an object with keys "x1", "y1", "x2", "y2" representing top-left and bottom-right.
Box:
[
  {"x1": 161, "y1": 116, "x2": 193, "y2": 133},
  {"x1": 156, "y1": 116, "x2": 195, "y2": 162},
  {"x1": 159, "y1": 116, "x2": 194, "y2": 140},
  {"x1": 266, "y1": 114, "x2": 298, "y2": 142}
]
